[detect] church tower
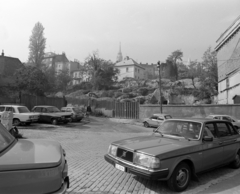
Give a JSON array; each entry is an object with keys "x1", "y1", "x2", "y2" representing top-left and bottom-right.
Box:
[{"x1": 116, "y1": 42, "x2": 123, "y2": 62}]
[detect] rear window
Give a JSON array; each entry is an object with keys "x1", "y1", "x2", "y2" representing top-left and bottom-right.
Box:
[
  {"x1": 165, "y1": 115, "x2": 172, "y2": 119},
  {"x1": 18, "y1": 107, "x2": 30, "y2": 113}
]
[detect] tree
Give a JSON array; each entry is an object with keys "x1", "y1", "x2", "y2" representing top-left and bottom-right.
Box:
[
  {"x1": 84, "y1": 51, "x2": 119, "y2": 90},
  {"x1": 167, "y1": 50, "x2": 183, "y2": 80},
  {"x1": 28, "y1": 22, "x2": 46, "y2": 69},
  {"x1": 199, "y1": 47, "x2": 218, "y2": 97},
  {"x1": 55, "y1": 69, "x2": 72, "y2": 93},
  {"x1": 187, "y1": 60, "x2": 202, "y2": 89},
  {"x1": 14, "y1": 66, "x2": 48, "y2": 96}
]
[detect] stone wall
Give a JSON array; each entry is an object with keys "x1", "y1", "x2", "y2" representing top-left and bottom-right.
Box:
[{"x1": 140, "y1": 104, "x2": 240, "y2": 120}]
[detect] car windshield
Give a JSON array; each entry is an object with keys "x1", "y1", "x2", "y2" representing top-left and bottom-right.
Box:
[
  {"x1": 155, "y1": 120, "x2": 202, "y2": 140},
  {"x1": 18, "y1": 106, "x2": 30, "y2": 113},
  {"x1": 72, "y1": 108, "x2": 81, "y2": 113},
  {"x1": 47, "y1": 107, "x2": 60, "y2": 112},
  {"x1": 0, "y1": 123, "x2": 15, "y2": 152}
]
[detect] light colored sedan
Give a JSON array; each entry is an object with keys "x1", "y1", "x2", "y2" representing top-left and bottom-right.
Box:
[
  {"x1": 143, "y1": 113, "x2": 172, "y2": 128},
  {"x1": 0, "y1": 123, "x2": 69, "y2": 193}
]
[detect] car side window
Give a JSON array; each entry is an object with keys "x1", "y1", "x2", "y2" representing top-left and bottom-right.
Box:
[
  {"x1": 42, "y1": 108, "x2": 47, "y2": 113},
  {"x1": 157, "y1": 117, "x2": 164, "y2": 121},
  {"x1": 0, "y1": 107, "x2": 5, "y2": 112},
  {"x1": 205, "y1": 123, "x2": 217, "y2": 138},
  {"x1": 216, "y1": 122, "x2": 231, "y2": 137},
  {"x1": 213, "y1": 116, "x2": 220, "y2": 120},
  {"x1": 227, "y1": 123, "x2": 238, "y2": 135},
  {"x1": 151, "y1": 116, "x2": 157, "y2": 119},
  {"x1": 222, "y1": 117, "x2": 232, "y2": 122},
  {"x1": 6, "y1": 107, "x2": 15, "y2": 113}
]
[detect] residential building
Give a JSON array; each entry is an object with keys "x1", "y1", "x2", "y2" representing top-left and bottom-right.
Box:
[
  {"x1": 0, "y1": 50, "x2": 23, "y2": 86},
  {"x1": 215, "y1": 15, "x2": 240, "y2": 104},
  {"x1": 43, "y1": 52, "x2": 69, "y2": 74},
  {"x1": 115, "y1": 56, "x2": 145, "y2": 81},
  {"x1": 140, "y1": 63, "x2": 157, "y2": 79}
]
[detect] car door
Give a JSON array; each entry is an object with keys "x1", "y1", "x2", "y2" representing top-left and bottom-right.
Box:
[
  {"x1": 147, "y1": 115, "x2": 156, "y2": 127},
  {"x1": 215, "y1": 122, "x2": 239, "y2": 164},
  {"x1": 201, "y1": 122, "x2": 224, "y2": 171},
  {"x1": 149, "y1": 115, "x2": 159, "y2": 127},
  {"x1": 156, "y1": 116, "x2": 164, "y2": 127},
  {"x1": 33, "y1": 107, "x2": 44, "y2": 122}
]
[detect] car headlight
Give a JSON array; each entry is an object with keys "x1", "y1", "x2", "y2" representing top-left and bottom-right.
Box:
[
  {"x1": 134, "y1": 152, "x2": 160, "y2": 169},
  {"x1": 108, "y1": 145, "x2": 117, "y2": 156}
]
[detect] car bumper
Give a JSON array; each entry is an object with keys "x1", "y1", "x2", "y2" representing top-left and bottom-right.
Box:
[
  {"x1": 104, "y1": 154, "x2": 169, "y2": 180},
  {"x1": 52, "y1": 176, "x2": 69, "y2": 194}
]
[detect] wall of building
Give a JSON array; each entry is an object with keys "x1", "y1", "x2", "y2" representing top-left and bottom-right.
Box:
[
  {"x1": 117, "y1": 66, "x2": 134, "y2": 81},
  {"x1": 217, "y1": 27, "x2": 240, "y2": 104},
  {"x1": 139, "y1": 104, "x2": 240, "y2": 120}
]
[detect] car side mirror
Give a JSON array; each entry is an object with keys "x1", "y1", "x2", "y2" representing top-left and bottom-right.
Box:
[{"x1": 203, "y1": 136, "x2": 213, "y2": 142}]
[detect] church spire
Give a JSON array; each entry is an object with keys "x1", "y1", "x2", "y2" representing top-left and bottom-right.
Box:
[{"x1": 116, "y1": 42, "x2": 123, "y2": 62}]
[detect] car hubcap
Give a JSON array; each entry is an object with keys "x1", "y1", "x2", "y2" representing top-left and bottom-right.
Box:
[{"x1": 176, "y1": 168, "x2": 189, "y2": 187}]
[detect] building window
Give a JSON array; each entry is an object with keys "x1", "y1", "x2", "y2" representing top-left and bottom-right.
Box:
[
  {"x1": 138, "y1": 69, "x2": 140, "y2": 73},
  {"x1": 226, "y1": 78, "x2": 229, "y2": 88},
  {"x1": 126, "y1": 67, "x2": 128, "y2": 72}
]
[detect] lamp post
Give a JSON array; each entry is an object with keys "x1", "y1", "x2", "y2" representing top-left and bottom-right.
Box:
[{"x1": 157, "y1": 61, "x2": 162, "y2": 113}]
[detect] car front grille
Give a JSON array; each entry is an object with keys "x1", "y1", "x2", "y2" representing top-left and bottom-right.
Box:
[{"x1": 116, "y1": 148, "x2": 133, "y2": 162}]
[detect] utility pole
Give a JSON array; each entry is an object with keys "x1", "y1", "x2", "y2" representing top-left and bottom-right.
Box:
[{"x1": 157, "y1": 61, "x2": 162, "y2": 113}]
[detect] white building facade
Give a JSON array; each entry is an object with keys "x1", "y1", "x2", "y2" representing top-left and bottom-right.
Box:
[{"x1": 215, "y1": 15, "x2": 240, "y2": 104}]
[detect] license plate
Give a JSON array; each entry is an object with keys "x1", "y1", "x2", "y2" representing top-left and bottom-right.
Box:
[{"x1": 115, "y1": 164, "x2": 125, "y2": 172}]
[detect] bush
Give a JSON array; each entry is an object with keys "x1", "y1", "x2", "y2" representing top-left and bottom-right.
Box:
[
  {"x1": 137, "y1": 87, "x2": 149, "y2": 96},
  {"x1": 122, "y1": 88, "x2": 132, "y2": 93},
  {"x1": 114, "y1": 92, "x2": 123, "y2": 98},
  {"x1": 107, "y1": 90, "x2": 115, "y2": 98}
]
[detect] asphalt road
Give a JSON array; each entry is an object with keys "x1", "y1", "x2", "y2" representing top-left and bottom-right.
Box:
[{"x1": 17, "y1": 116, "x2": 240, "y2": 194}]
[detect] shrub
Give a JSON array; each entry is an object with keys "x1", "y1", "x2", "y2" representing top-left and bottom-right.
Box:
[
  {"x1": 137, "y1": 87, "x2": 149, "y2": 96},
  {"x1": 122, "y1": 88, "x2": 132, "y2": 93},
  {"x1": 114, "y1": 92, "x2": 123, "y2": 98}
]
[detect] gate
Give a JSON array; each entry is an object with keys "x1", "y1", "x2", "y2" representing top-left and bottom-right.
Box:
[{"x1": 115, "y1": 101, "x2": 139, "y2": 119}]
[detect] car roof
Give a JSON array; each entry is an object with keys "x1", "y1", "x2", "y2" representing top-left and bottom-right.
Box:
[
  {"x1": 167, "y1": 117, "x2": 231, "y2": 123},
  {"x1": 33, "y1": 106, "x2": 55, "y2": 108},
  {"x1": 207, "y1": 114, "x2": 231, "y2": 117},
  {"x1": 152, "y1": 113, "x2": 171, "y2": 117},
  {"x1": 0, "y1": 105, "x2": 26, "y2": 107}
]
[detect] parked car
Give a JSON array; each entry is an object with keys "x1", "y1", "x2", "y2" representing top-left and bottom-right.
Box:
[
  {"x1": 143, "y1": 113, "x2": 172, "y2": 128},
  {"x1": 61, "y1": 107, "x2": 84, "y2": 122},
  {"x1": 0, "y1": 122, "x2": 69, "y2": 193},
  {"x1": 31, "y1": 106, "x2": 72, "y2": 125},
  {"x1": 0, "y1": 105, "x2": 39, "y2": 126},
  {"x1": 206, "y1": 114, "x2": 240, "y2": 129},
  {"x1": 105, "y1": 118, "x2": 240, "y2": 192}
]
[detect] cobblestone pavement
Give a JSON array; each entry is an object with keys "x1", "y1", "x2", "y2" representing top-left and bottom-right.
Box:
[{"x1": 18, "y1": 117, "x2": 240, "y2": 194}]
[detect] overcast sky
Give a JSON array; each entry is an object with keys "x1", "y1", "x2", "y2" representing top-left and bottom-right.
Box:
[{"x1": 0, "y1": 0, "x2": 240, "y2": 64}]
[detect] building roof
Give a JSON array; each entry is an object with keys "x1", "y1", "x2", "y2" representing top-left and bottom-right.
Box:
[
  {"x1": 0, "y1": 54, "x2": 23, "y2": 76},
  {"x1": 215, "y1": 15, "x2": 240, "y2": 51},
  {"x1": 115, "y1": 57, "x2": 145, "y2": 70}
]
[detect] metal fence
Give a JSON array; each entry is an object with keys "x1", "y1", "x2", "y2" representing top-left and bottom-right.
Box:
[{"x1": 115, "y1": 101, "x2": 139, "y2": 119}]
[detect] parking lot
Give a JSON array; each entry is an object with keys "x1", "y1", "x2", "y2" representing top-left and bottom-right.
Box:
[{"x1": 18, "y1": 117, "x2": 240, "y2": 194}]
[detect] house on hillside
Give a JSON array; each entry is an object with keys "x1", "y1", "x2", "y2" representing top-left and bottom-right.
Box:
[
  {"x1": 140, "y1": 63, "x2": 157, "y2": 79},
  {"x1": 215, "y1": 15, "x2": 240, "y2": 104},
  {"x1": 43, "y1": 52, "x2": 69, "y2": 74},
  {"x1": 0, "y1": 50, "x2": 23, "y2": 86},
  {"x1": 115, "y1": 56, "x2": 146, "y2": 81}
]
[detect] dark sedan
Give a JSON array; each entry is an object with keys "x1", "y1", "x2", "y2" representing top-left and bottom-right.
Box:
[
  {"x1": 32, "y1": 106, "x2": 72, "y2": 125},
  {"x1": 105, "y1": 118, "x2": 240, "y2": 192}
]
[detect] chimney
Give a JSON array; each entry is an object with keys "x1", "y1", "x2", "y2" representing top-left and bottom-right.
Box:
[{"x1": 1, "y1": 50, "x2": 4, "y2": 56}]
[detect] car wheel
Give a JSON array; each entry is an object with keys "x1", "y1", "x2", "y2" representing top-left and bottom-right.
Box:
[
  {"x1": 168, "y1": 162, "x2": 191, "y2": 192},
  {"x1": 144, "y1": 122, "x2": 149, "y2": 128},
  {"x1": 13, "y1": 119, "x2": 21, "y2": 126},
  {"x1": 231, "y1": 150, "x2": 240, "y2": 169},
  {"x1": 51, "y1": 119, "x2": 58, "y2": 125}
]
